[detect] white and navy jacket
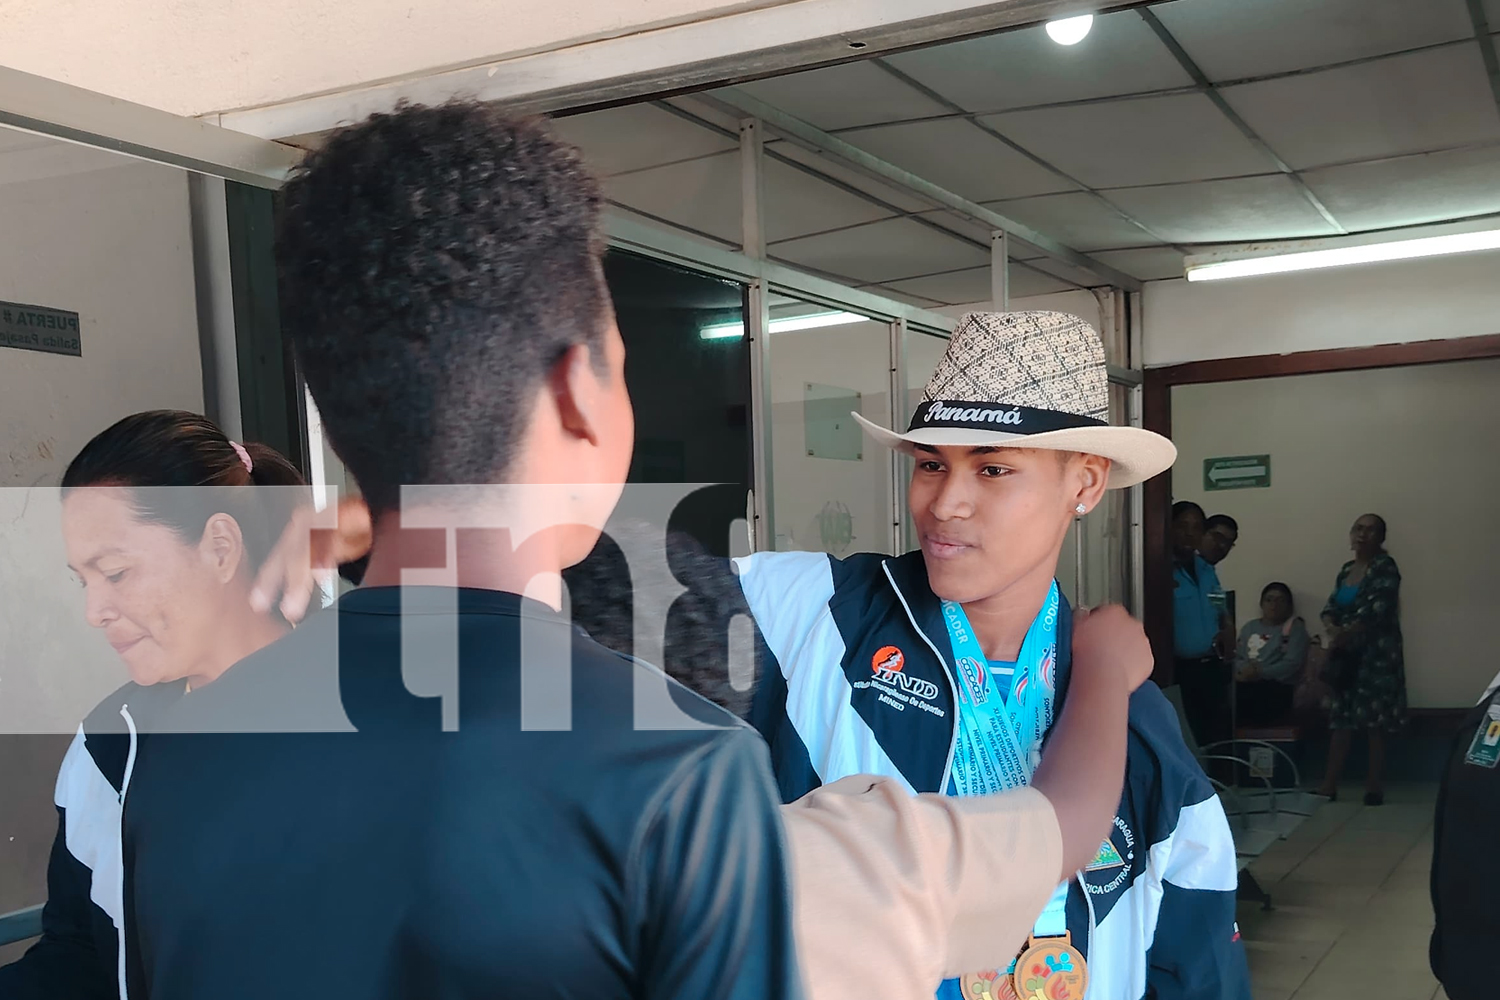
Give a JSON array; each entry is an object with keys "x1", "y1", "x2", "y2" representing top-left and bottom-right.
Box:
[
  {"x1": 0, "y1": 682, "x2": 177, "y2": 1000},
  {"x1": 738, "y1": 549, "x2": 1252, "y2": 1000}
]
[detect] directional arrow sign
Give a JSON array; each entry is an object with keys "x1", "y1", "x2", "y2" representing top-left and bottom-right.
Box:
[{"x1": 1204, "y1": 455, "x2": 1271, "y2": 491}]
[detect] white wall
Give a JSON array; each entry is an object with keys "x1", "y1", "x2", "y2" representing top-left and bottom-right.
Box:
[
  {"x1": 0, "y1": 157, "x2": 203, "y2": 485},
  {"x1": 1172, "y1": 359, "x2": 1500, "y2": 709},
  {"x1": 1143, "y1": 249, "x2": 1500, "y2": 367}
]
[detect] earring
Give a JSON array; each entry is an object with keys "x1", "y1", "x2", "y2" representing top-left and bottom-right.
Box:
[{"x1": 1075, "y1": 504, "x2": 1088, "y2": 515}]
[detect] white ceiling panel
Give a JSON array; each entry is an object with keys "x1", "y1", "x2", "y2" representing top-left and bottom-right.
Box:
[
  {"x1": 1486, "y1": 0, "x2": 1500, "y2": 25},
  {"x1": 1006, "y1": 267, "x2": 1081, "y2": 298},
  {"x1": 843, "y1": 118, "x2": 1078, "y2": 201},
  {"x1": 881, "y1": 264, "x2": 1075, "y2": 305},
  {"x1": 1152, "y1": 0, "x2": 1475, "y2": 82},
  {"x1": 729, "y1": 62, "x2": 952, "y2": 131},
  {"x1": 1302, "y1": 143, "x2": 1500, "y2": 231},
  {"x1": 760, "y1": 158, "x2": 904, "y2": 241},
  {"x1": 882, "y1": 12, "x2": 1193, "y2": 115},
  {"x1": 867, "y1": 285, "x2": 947, "y2": 309},
  {"x1": 770, "y1": 216, "x2": 990, "y2": 284},
  {"x1": 606, "y1": 153, "x2": 742, "y2": 243},
  {"x1": 770, "y1": 139, "x2": 945, "y2": 214},
  {"x1": 608, "y1": 151, "x2": 905, "y2": 245},
  {"x1": 883, "y1": 266, "x2": 992, "y2": 305},
  {"x1": 1222, "y1": 46, "x2": 1500, "y2": 170},
  {"x1": 984, "y1": 93, "x2": 1273, "y2": 189},
  {"x1": 981, "y1": 192, "x2": 1160, "y2": 251},
  {"x1": 551, "y1": 104, "x2": 736, "y2": 177},
  {"x1": 1087, "y1": 246, "x2": 1188, "y2": 282},
  {"x1": 1106, "y1": 175, "x2": 1343, "y2": 244}
]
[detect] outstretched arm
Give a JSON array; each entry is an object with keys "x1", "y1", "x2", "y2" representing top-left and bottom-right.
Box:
[{"x1": 1034, "y1": 605, "x2": 1151, "y2": 876}]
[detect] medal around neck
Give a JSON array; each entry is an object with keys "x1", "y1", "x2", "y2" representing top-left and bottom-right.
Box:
[{"x1": 1011, "y1": 932, "x2": 1088, "y2": 1000}]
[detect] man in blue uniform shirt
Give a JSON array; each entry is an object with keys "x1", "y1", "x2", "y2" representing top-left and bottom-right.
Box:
[{"x1": 1172, "y1": 500, "x2": 1234, "y2": 749}]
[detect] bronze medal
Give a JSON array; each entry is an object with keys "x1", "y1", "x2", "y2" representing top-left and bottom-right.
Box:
[
  {"x1": 959, "y1": 969, "x2": 1021, "y2": 1000},
  {"x1": 1010, "y1": 932, "x2": 1088, "y2": 1000}
]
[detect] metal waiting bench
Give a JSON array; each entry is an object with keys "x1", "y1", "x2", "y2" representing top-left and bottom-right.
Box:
[{"x1": 1161, "y1": 685, "x2": 1326, "y2": 910}]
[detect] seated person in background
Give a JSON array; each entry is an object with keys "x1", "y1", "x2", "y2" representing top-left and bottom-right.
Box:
[{"x1": 1234, "y1": 582, "x2": 1309, "y2": 726}]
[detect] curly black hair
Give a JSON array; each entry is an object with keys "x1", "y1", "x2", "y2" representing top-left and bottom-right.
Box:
[{"x1": 276, "y1": 101, "x2": 612, "y2": 514}]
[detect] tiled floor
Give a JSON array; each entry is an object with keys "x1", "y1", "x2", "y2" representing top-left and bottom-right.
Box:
[{"x1": 1236, "y1": 781, "x2": 1445, "y2": 1000}]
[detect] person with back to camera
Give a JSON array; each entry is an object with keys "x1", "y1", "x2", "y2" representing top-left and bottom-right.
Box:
[
  {"x1": 115, "y1": 102, "x2": 805, "y2": 1000},
  {"x1": 1315, "y1": 514, "x2": 1405, "y2": 805},
  {"x1": 0, "y1": 410, "x2": 307, "y2": 1000},
  {"x1": 1233, "y1": 582, "x2": 1309, "y2": 726}
]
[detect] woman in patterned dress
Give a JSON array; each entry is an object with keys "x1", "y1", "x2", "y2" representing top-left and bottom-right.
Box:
[{"x1": 1314, "y1": 514, "x2": 1406, "y2": 805}]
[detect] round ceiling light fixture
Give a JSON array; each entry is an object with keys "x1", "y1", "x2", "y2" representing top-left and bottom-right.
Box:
[{"x1": 1045, "y1": 14, "x2": 1094, "y2": 46}]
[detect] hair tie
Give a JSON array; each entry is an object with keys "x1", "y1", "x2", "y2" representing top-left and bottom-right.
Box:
[{"x1": 230, "y1": 441, "x2": 254, "y2": 476}]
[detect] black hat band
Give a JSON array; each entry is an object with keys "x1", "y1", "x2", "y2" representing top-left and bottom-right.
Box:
[{"x1": 909, "y1": 400, "x2": 1108, "y2": 435}]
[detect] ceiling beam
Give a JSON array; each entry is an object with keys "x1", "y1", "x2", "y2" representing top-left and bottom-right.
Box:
[
  {"x1": 709, "y1": 87, "x2": 1144, "y2": 291},
  {"x1": 0, "y1": 66, "x2": 301, "y2": 189},
  {"x1": 1136, "y1": 8, "x2": 1347, "y2": 236},
  {"x1": 652, "y1": 99, "x2": 1078, "y2": 292},
  {"x1": 215, "y1": 0, "x2": 1144, "y2": 140}
]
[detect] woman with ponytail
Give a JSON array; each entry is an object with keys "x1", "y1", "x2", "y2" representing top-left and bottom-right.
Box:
[{"x1": 0, "y1": 410, "x2": 309, "y2": 999}]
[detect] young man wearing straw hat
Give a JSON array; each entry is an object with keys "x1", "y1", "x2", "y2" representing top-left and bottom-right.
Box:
[{"x1": 739, "y1": 311, "x2": 1252, "y2": 1000}]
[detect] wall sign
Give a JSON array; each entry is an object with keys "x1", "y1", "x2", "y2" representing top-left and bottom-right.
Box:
[
  {"x1": 804, "y1": 382, "x2": 863, "y2": 461},
  {"x1": 1203, "y1": 454, "x2": 1270, "y2": 491},
  {"x1": 1, "y1": 301, "x2": 81, "y2": 357}
]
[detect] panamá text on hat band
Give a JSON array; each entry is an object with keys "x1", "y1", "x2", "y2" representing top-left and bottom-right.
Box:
[{"x1": 911, "y1": 400, "x2": 1108, "y2": 435}]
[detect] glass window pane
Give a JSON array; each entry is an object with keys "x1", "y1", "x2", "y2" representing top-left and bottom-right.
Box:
[
  {"x1": 604, "y1": 250, "x2": 751, "y2": 555},
  {"x1": 769, "y1": 304, "x2": 893, "y2": 555},
  {"x1": 901, "y1": 328, "x2": 950, "y2": 553}
]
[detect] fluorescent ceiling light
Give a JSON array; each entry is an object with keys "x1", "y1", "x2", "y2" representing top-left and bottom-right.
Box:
[
  {"x1": 1185, "y1": 228, "x2": 1500, "y2": 282},
  {"x1": 1045, "y1": 15, "x2": 1094, "y2": 45},
  {"x1": 699, "y1": 311, "x2": 869, "y2": 341}
]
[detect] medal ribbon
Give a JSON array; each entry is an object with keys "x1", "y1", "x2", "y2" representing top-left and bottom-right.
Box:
[{"x1": 938, "y1": 584, "x2": 1069, "y2": 999}]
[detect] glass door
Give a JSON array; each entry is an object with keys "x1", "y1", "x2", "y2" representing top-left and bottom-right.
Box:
[
  {"x1": 604, "y1": 250, "x2": 751, "y2": 556},
  {"x1": 765, "y1": 297, "x2": 894, "y2": 556}
]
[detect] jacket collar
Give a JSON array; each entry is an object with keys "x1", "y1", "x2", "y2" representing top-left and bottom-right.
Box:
[
  {"x1": 881, "y1": 550, "x2": 947, "y2": 645},
  {"x1": 881, "y1": 549, "x2": 1075, "y2": 698}
]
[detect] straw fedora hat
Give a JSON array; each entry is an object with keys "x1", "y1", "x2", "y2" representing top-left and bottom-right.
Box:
[{"x1": 853, "y1": 310, "x2": 1176, "y2": 489}]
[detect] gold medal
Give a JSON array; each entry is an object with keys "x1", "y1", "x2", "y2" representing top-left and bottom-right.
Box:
[{"x1": 1010, "y1": 932, "x2": 1088, "y2": 1000}]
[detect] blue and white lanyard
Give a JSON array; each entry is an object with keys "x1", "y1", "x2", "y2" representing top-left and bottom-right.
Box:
[{"x1": 945, "y1": 582, "x2": 1069, "y2": 940}]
